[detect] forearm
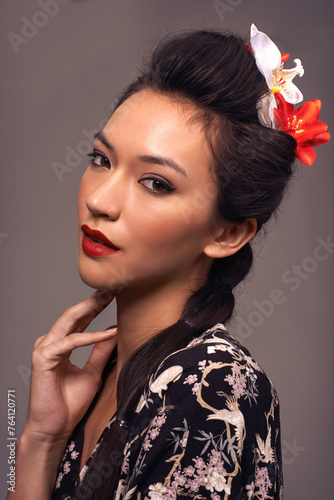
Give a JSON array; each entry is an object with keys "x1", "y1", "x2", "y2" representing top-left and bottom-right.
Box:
[{"x1": 6, "y1": 430, "x2": 68, "y2": 500}]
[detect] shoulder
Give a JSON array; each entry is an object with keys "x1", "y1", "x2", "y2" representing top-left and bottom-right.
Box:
[
  {"x1": 156, "y1": 323, "x2": 262, "y2": 368},
  {"x1": 131, "y1": 324, "x2": 279, "y2": 444},
  {"x1": 139, "y1": 324, "x2": 278, "y2": 425}
]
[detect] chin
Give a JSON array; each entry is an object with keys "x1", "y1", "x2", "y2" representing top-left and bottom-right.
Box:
[
  {"x1": 77, "y1": 260, "x2": 132, "y2": 292},
  {"x1": 78, "y1": 269, "x2": 113, "y2": 291}
]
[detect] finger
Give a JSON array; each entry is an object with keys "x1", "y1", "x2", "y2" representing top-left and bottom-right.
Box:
[
  {"x1": 32, "y1": 329, "x2": 117, "y2": 369},
  {"x1": 42, "y1": 290, "x2": 115, "y2": 345},
  {"x1": 84, "y1": 329, "x2": 118, "y2": 381},
  {"x1": 33, "y1": 334, "x2": 47, "y2": 350}
]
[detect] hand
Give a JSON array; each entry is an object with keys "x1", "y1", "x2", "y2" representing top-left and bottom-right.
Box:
[{"x1": 23, "y1": 289, "x2": 117, "y2": 445}]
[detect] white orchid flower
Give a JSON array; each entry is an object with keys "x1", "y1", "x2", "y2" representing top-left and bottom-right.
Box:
[{"x1": 250, "y1": 24, "x2": 304, "y2": 127}]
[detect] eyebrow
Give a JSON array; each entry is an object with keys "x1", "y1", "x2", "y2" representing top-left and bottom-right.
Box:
[{"x1": 94, "y1": 130, "x2": 188, "y2": 177}]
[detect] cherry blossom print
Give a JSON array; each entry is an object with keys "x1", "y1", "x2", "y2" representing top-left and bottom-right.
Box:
[
  {"x1": 224, "y1": 362, "x2": 247, "y2": 399},
  {"x1": 52, "y1": 324, "x2": 283, "y2": 500},
  {"x1": 255, "y1": 466, "x2": 273, "y2": 498}
]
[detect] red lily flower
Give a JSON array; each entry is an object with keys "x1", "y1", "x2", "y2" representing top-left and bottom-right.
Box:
[{"x1": 274, "y1": 92, "x2": 330, "y2": 165}]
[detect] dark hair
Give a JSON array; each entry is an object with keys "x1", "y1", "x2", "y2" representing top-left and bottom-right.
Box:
[{"x1": 75, "y1": 29, "x2": 296, "y2": 499}]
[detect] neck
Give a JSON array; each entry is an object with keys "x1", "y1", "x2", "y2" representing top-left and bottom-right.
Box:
[{"x1": 113, "y1": 279, "x2": 197, "y2": 373}]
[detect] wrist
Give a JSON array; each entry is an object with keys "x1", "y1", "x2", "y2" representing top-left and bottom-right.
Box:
[
  {"x1": 6, "y1": 430, "x2": 70, "y2": 499},
  {"x1": 19, "y1": 427, "x2": 69, "y2": 462}
]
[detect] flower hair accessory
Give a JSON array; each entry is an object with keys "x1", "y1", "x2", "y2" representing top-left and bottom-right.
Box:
[{"x1": 250, "y1": 24, "x2": 330, "y2": 165}]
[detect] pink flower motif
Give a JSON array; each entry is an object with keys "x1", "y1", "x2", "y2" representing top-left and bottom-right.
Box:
[
  {"x1": 216, "y1": 462, "x2": 226, "y2": 475},
  {"x1": 183, "y1": 374, "x2": 198, "y2": 385},
  {"x1": 169, "y1": 449, "x2": 229, "y2": 496},
  {"x1": 172, "y1": 471, "x2": 186, "y2": 487},
  {"x1": 186, "y1": 476, "x2": 202, "y2": 492},
  {"x1": 192, "y1": 383, "x2": 200, "y2": 395},
  {"x1": 255, "y1": 466, "x2": 273, "y2": 498},
  {"x1": 164, "y1": 487, "x2": 177, "y2": 500},
  {"x1": 149, "y1": 427, "x2": 160, "y2": 440},
  {"x1": 68, "y1": 441, "x2": 75, "y2": 452},
  {"x1": 196, "y1": 467, "x2": 207, "y2": 479},
  {"x1": 71, "y1": 451, "x2": 79, "y2": 460},
  {"x1": 209, "y1": 449, "x2": 221, "y2": 466},
  {"x1": 183, "y1": 465, "x2": 195, "y2": 476},
  {"x1": 193, "y1": 456, "x2": 205, "y2": 471},
  {"x1": 211, "y1": 493, "x2": 221, "y2": 500},
  {"x1": 224, "y1": 362, "x2": 247, "y2": 399},
  {"x1": 206, "y1": 465, "x2": 214, "y2": 477},
  {"x1": 55, "y1": 472, "x2": 64, "y2": 490},
  {"x1": 142, "y1": 437, "x2": 152, "y2": 452},
  {"x1": 174, "y1": 470, "x2": 182, "y2": 479},
  {"x1": 63, "y1": 461, "x2": 71, "y2": 474},
  {"x1": 152, "y1": 414, "x2": 167, "y2": 428},
  {"x1": 165, "y1": 490, "x2": 177, "y2": 500}
]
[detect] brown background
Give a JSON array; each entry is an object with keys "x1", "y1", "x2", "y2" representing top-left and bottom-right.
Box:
[{"x1": 1, "y1": 0, "x2": 333, "y2": 497}]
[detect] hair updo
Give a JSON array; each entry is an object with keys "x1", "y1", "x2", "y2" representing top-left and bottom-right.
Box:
[
  {"x1": 74, "y1": 29, "x2": 296, "y2": 499},
  {"x1": 112, "y1": 28, "x2": 296, "y2": 330}
]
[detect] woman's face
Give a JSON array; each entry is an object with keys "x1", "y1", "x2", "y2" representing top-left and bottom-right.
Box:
[{"x1": 77, "y1": 89, "x2": 219, "y2": 293}]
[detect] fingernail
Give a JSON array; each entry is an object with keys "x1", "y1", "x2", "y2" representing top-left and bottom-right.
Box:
[
  {"x1": 96, "y1": 289, "x2": 114, "y2": 303},
  {"x1": 104, "y1": 327, "x2": 117, "y2": 333}
]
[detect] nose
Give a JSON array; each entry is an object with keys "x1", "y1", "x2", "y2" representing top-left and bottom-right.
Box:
[{"x1": 85, "y1": 173, "x2": 122, "y2": 221}]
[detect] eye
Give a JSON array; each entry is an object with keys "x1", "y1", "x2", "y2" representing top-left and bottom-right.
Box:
[
  {"x1": 139, "y1": 177, "x2": 175, "y2": 195},
  {"x1": 87, "y1": 151, "x2": 110, "y2": 168}
]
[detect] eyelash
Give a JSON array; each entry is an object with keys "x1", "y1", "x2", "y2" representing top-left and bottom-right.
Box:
[
  {"x1": 86, "y1": 151, "x2": 175, "y2": 195},
  {"x1": 87, "y1": 151, "x2": 110, "y2": 168},
  {"x1": 140, "y1": 177, "x2": 175, "y2": 195}
]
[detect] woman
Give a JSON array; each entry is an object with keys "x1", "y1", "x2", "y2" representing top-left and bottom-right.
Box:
[{"x1": 8, "y1": 26, "x2": 329, "y2": 499}]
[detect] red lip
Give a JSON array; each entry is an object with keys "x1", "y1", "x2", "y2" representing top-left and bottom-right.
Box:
[{"x1": 81, "y1": 224, "x2": 120, "y2": 257}]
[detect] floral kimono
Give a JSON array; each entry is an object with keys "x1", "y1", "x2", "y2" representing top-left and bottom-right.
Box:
[{"x1": 52, "y1": 324, "x2": 283, "y2": 499}]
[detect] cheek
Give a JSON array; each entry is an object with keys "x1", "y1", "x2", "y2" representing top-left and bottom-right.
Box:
[{"x1": 125, "y1": 197, "x2": 210, "y2": 255}]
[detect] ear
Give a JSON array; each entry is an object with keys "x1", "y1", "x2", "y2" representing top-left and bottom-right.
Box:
[{"x1": 203, "y1": 218, "x2": 257, "y2": 259}]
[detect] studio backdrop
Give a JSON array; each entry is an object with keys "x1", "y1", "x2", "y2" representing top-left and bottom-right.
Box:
[{"x1": 1, "y1": 1, "x2": 333, "y2": 498}]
